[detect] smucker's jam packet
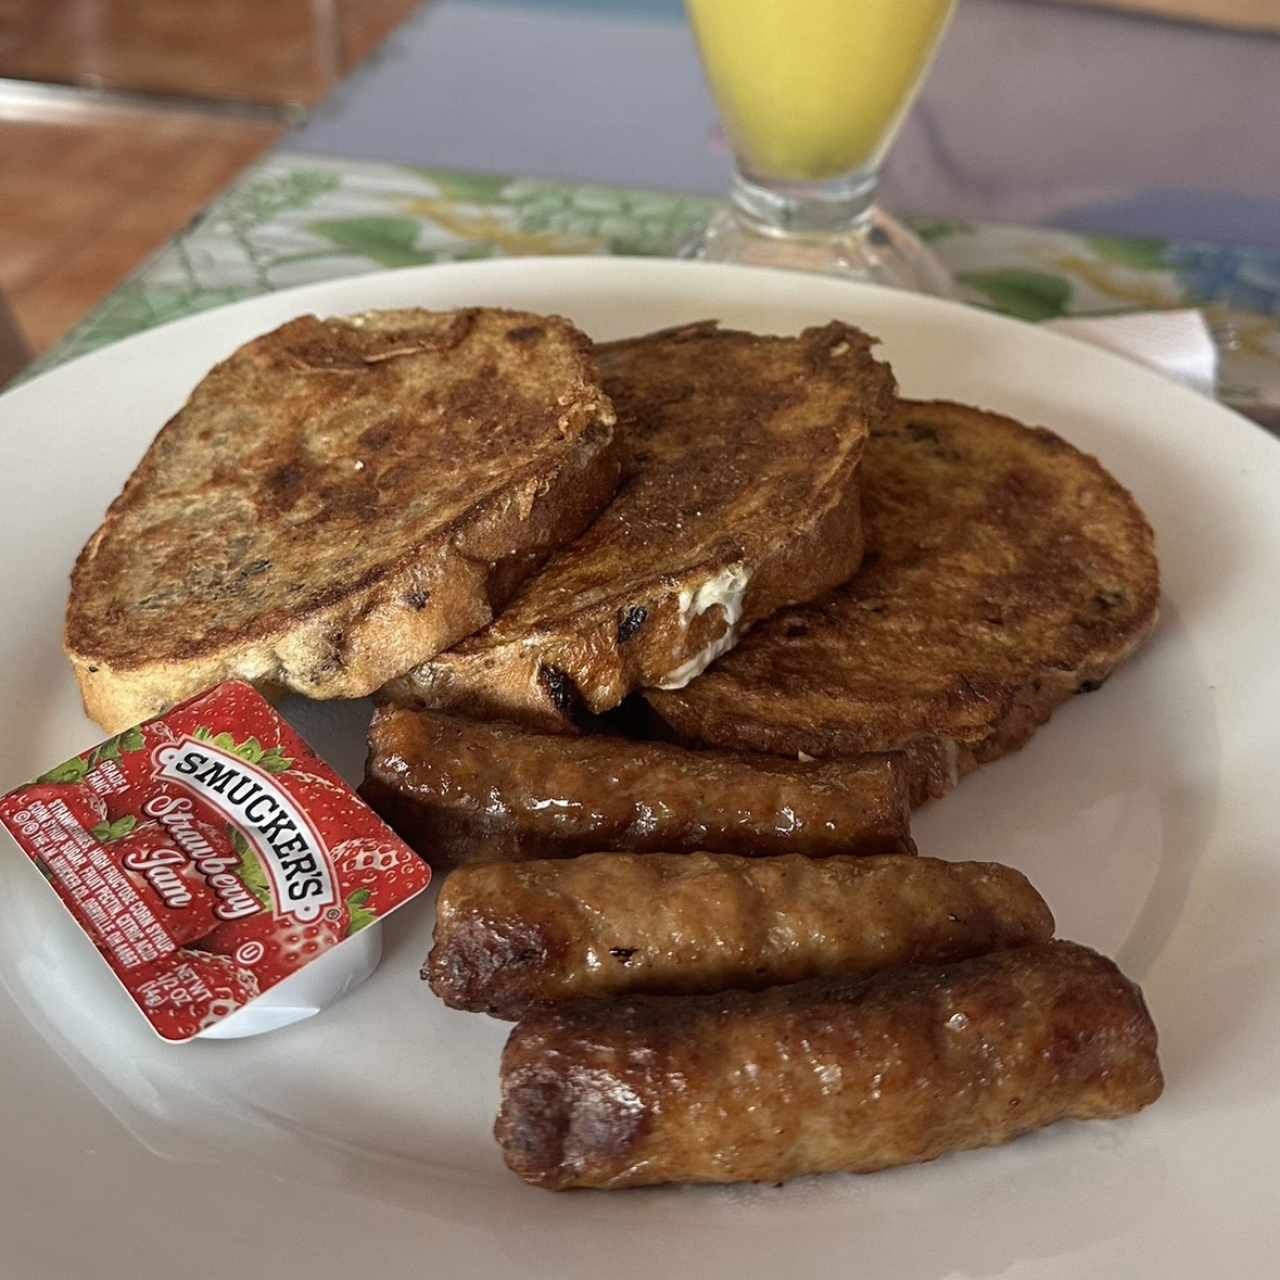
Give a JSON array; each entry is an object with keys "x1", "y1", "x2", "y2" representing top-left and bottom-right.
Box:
[{"x1": 0, "y1": 681, "x2": 430, "y2": 1041}]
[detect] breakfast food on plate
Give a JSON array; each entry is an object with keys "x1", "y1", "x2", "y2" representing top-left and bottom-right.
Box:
[
  {"x1": 384, "y1": 320, "x2": 896, "y2": 731},
  {"x1": 647, "y1": 399, "x2": 1160, "y2": 804},
  {"x1": 65, "y1": 308, "x2": 620, "y2": 733},
  {"x1": 495, "y1": 940, "x2": 1163, "y2": 1189},
  {"x1": 428, "y1": 852, "x2": 1053, "y2": 1018},
  {"x1": 38, "y1": 298, "x2": 1165, "y2": 1188},
  {"x1": 361, "y1": 705, "x2": 913, "y2": 867}
]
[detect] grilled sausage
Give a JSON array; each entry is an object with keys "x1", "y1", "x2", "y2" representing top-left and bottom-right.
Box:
[
  {"x1": 495, "y1": 941, "x2": 1163, "y2": 1189},
  {"x1": 428, "y1": 853, "x2": 1053, "y2": 1018},
  {"x1": 363, "y1": 706, "x2": 913, "y2": 868}
]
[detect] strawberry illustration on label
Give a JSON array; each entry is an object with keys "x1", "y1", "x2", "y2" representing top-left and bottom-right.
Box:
[
  {"x1": 33, "y1": 726, "x2": 151, "y2": 812},
  {"x1": 0, "y1": 681, "x2": 432, "y2": 1041},
  {"x1": 200, "y1": 896, "x2": 352, "y2": 986},
  {"x1": 130, "y1": 949, "x2": 261, "y2": 1042},
  {"x1": 333, "y1": 837, "x2": 423, "y2": 916},
  {"x1": 2, "y1": 780, "x2": 107, "y2": 836}
]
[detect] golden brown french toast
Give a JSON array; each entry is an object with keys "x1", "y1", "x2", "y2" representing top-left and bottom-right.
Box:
[
  {"x1": 646, "y1": 399, "x2": 1159, "y2": 803},
  {"x1": 65, "y1": 308, "x2": 619, "y2": 731},
  {"x1": 384, "y1": 320, "x2": 896, "y2": 730}
]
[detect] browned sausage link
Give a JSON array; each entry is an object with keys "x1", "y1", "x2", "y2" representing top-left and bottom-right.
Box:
[
  {"x1": 429, "y1": 853, "x2": 1054, "y2": 1018},
  {"x1": 363, "y1": 706, "x2": 912, "y2": 868},
  {"x1": 495, "y1": 941, "x2": 1163, "y2": 1190}
]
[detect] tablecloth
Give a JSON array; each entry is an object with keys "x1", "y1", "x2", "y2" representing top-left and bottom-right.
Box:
[{"x1": 31, "y1": 151, "x2": 1280, "y2": 415}]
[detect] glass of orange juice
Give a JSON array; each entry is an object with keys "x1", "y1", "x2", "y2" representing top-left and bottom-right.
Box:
[{"x1": 684, "y1": 0, "x2": 955, "y2": 294}]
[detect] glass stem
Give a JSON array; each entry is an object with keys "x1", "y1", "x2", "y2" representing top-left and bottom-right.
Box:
[{"x1": 729, "y1": 168, "x2": 880, "y2": 238}]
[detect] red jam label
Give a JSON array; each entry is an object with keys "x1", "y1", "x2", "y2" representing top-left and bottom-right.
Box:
[{"x1": 0, "y1": 681, "x2": 431, "y2": 1041}]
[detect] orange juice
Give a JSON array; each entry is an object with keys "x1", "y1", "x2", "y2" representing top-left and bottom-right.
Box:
[{"x1": 688, "y1": 0, "x2": 954, "y2": 183}]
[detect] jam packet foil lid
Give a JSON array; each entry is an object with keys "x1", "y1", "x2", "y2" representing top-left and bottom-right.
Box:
[{"x1": 0, "y1": 682, "x2": 430, "y2": 1041}]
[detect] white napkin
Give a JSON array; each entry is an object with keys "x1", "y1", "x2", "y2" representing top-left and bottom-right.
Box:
[{"x1": 1046, "y1": 310, "x2": 1217, "y2": 398}]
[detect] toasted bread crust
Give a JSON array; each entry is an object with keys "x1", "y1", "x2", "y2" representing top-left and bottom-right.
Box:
[
  {"x1": 65, "y1": 308, "x2": 620, "y2": 732},
  {"x1": 647, "y1": 400, "x2": 1159, "y2": 803},
  {"x1": 384, "y1": 321, "x2": 895, "y2": 730}
]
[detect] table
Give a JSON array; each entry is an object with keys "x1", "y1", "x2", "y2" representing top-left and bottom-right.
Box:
[
  {"x1": 292, "y1": 0, "x2": 1280, "y2": 248},
  {"x1": 27, "y1": 151, "x2": 1280, "y2": 422}
]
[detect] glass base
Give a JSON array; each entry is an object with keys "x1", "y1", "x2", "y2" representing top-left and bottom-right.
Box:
[{"x1": 682, "y1": 203, "x2": 954, "y2": 298}]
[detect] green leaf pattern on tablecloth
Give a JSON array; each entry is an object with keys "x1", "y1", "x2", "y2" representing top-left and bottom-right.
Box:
[
  {"x1": 216, "y1": 168, "x2": 342, "y2": 226},
  {"x1": 956, "y1": 270, "x2": 1073, "y2": 322},
  {"x1": 20, "y1": 151, "x2": 1280, "y2": 410},
  {"x1": 61, "y1": 282, "x2": 259, "y2": 351},
  {"x1": 1085, "y1": 236, "x2": 1169, "y2": 270},
  {"x1": 415, "y1": 168, "x2": 516, "y2": 203},
  {"x1": 308, "y1": 216, "x2": 457, "y2": 268},
  {"x1": 498, "y1": 180, "x2": 714, "y2": 255}
]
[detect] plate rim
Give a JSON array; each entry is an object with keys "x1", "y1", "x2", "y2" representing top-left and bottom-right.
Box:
[{"x1": 6, "y1": 255, "x2": 1274, "y2": 456}]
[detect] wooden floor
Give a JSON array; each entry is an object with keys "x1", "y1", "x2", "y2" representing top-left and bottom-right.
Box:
[{"x1": 0, "y1": 0, "x2": 423, "y2": 364}]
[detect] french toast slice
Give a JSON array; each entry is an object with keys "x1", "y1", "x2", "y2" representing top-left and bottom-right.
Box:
[
  {"x1": 384, "y1": 320, "x2": 896, "y2": 730},
  {"x1": 646, "y1": 400, "x2": 1159, "y2": 803},
  {"x1": 65, "y1": 308, "x2": 619, "y2": 732}
]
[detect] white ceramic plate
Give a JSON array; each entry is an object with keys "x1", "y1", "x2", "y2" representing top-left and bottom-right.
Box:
[{"x1": 2, "y1": 258, "x2": 1278, "y2": 1280}]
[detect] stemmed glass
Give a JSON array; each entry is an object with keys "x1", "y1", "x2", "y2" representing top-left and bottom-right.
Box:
[{"x1": 683, "y1": 0, "x2": 956, "y2": 295}]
